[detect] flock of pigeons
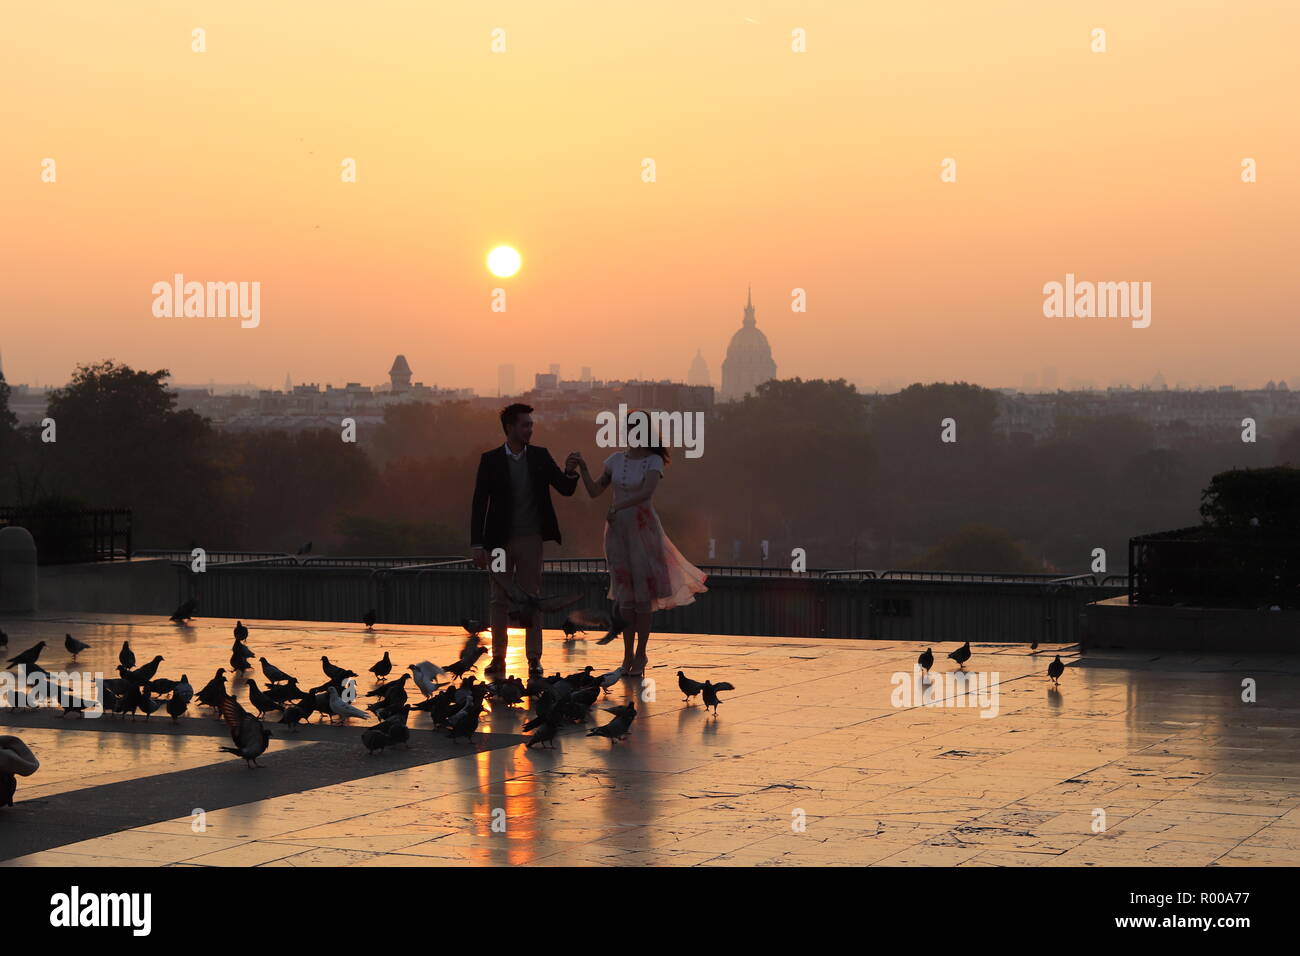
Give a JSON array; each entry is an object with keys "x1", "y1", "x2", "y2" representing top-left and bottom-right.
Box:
[
  {"x1": 0, "y1": 617, "x2": 736, "y2": 770},
  {"x1": 916, "y1": 641, "x2": 1067, "y2": 684}
]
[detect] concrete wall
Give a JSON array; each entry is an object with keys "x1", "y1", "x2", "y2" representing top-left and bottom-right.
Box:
[
  {"x1": 1083, "y1": 595, "x2": 1300, "y2": 652},
  {"x1": 38, "y1": 559, "x2": 177, "y2": 616}
]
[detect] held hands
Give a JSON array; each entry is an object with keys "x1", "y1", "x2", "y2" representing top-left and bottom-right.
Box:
[
  {"x1": 471, "y1": 546, "x2": 488, "y2": 569},
  {"x1": 564, "y1": 451, "x2": 587, "y2": 475}
]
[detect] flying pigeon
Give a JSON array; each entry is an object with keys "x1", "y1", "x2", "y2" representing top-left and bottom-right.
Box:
[
  {"x1": 170, "y1": 598, "x2": 197, "y2": 622},
  {"x1": 408, "y1": 663, "x2": 437, "y2": 697},
  {"x1": 568, "y1": 606, "x2": 629, "y2": 645},
  {"x1": 701, "y1": 680, "x2": 735, "y2": 714},
  {"x1": 487, "y1": 571, "x2": 584, "y2": 627},
  {"x1": 218, "y1": 696, "x2": 271, "y2": 768}
]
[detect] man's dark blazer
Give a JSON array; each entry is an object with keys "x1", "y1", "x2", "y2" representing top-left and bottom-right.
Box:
[{"x1": 470, "y1": 444, "x2": 579, "y2": 550}]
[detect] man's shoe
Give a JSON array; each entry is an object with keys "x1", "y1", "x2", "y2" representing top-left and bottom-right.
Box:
[
  {"x1": 527, "y1": 661, "x2": 545, "y2": 678},
  {"x1": 484, "y1": 658, "x2": 506, "y2": 677}
]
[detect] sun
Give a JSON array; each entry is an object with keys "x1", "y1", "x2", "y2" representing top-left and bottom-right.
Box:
[{"x1": 487, "y1": 245, "x2": 521, "y2": 278}]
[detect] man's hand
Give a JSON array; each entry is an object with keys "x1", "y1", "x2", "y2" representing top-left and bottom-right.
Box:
[
  {"x1": 471, "y1": 546, "x2": 488, "y2": 569},
  {"x1": 564, "y1": 451, "x2": 583, "y2": 475}
]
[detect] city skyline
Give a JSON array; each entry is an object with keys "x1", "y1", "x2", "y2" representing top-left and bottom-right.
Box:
[{"x1": 5, "y1": 4, "x2": 1298, "y2": 398}]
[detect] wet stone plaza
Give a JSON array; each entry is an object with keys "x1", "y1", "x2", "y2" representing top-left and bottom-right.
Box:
[{"x1": 2, "y1": 612, "x2": 1298, "y2": 867}]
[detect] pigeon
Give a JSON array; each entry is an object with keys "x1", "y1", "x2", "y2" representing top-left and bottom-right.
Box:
[
  {"x1": 369, "y1": 651, "x2": 392, "y2": 682},
  {"x1": 127, "y1": 655, "x2": 165, "y2": 685},
  {"x1": 443, "y1": 647, "x2": 486, "y2": 679},
  {"x1": 587, "y1": 705, "x2": 635, "y2": 741},
  {"x1": 487, "y1": 571, "x2": 583, "y2": 627},
  {"x1": 561, "y1": 616, "x2": 585, "y2": 642},
  {"x1": 248, "y1": 680, "x2": 284, "y2": 718},
  {"x1": 167, "y1": 676, "x2": 193, "y2": 722},
  {"x1": 361, "y1": 725, "x2": 394, "y2": 754},
  {"x1": 7, "y1": 641, "x2": 46, "y2": 669},
  {"x1": 327, "y1": 685, "x2": 371, "y2": 723},
  {"x1": 408, "y1": 663, "x2": 437, "y2": 698},
  {"x1": 260, "y1": 658, "x2": 294, "y2": 684},
  {"x1": 138, "y1": 693, "x2": 163, "y2": 720},
  {"x1": 918, "y1": 648, "x2": 933, "y2": 673},
  {"x1": 677, "y1": 671, "x2": 705, "y2": 703},
  {"x1": 461, "y1": 618, "x2": 487, "y2": 638},
  {"x1": 602, "y1": 702, "x2": 636, "y2": 721},
  {"x1": 701, "y1": 680, "x2": 734, "y2": 714},
  {"x1": 233, "y1": 621, "x2": 249, "y2": 642},
  {"x1": 363, "y1": 609, "x2": 376, "y2": 630},
  {"x1": 218, "y1": 696, "x2": 271, "y2": 768},
  {"x1": 524, "y1": 716, "x2": 560, "y2": 749},
  {"x1": 279, "y1": 699, "x2": 312, "y2": 731},
  {"x1": 118, "y1": 641, "x2": 134, "y2": 669},
  {"x1": 1030, "y1": 640, "x2": 1039, "y2": 651},
  {"x1": 447, "y1": 699, "x2": 482, "y2": 742},
  {"x1": 321, "y1": 656, "x2": 356, "y2": 683},
  {"x1": 64, "y1": 633, "x2": 89, "y2": 660},
  {"x1": 52, "y1": 682, "x2": 96, "y2": 717},
  {"x1": 230, "y1": 649, "x2": 253, "y2": 674},
  {"x1": 195, "y1": 669, "x2": 228, "y2": 708},
  {"x1": 363, "y1": 706, "x2": 411, "y2": 753},
  {"x1": 263, "y1": 679, "x2": 303, "y2": 704},
  {"x1": 1047, "y1": 655, "x2": 1065, "y2": 684},
  {"x1": 948, "y1": 642, "x2": 972, "y2": 668},
  {"x1": 0, "y1": 628, "x2": 6, "y2": 651},
  {"x1": 568, "y1": 607, "x2": 629, "y2": 645},
  {"x1": 170, "y1": 598, "x2": 197, "y2": 622}
]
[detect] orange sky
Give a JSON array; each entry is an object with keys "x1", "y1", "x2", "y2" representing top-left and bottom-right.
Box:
[{"x1": 3, "y1": 1, "x2": 1297, "y2": 394}]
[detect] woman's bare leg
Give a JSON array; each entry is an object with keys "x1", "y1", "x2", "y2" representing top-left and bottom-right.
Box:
[
  {"x1": 619, "y1": 605, "x2": 636, "y2": 671},
  {"x1": 631, "y1": 610, "x2": 652, "y2": 675}
]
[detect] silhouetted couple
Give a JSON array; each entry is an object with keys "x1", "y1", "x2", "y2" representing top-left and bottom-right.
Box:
[{"x1": 469, "y1": 403, "x2": 706, "y2": 679}]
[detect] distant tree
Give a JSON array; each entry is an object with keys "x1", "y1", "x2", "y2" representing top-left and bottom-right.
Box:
[
  {"x1": 335, "y1": 515, "x2": 462, "y2": 555},
  {"x1": 1200, "y1": 466, "x2": 1300, "y2": 534},
  {"x1": 41, "y1": 361, "x2": 221, "y2": 545},
  {"x1": 905, "y1": 525, "x2": 1041, "y2": 573}
]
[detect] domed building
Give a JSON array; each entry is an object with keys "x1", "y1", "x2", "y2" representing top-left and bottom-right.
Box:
[
  {"x1": 720, "y1": 286, "x2": 776, "y2": 401},
  {"x1": 687, "y1": 349, "x2": 711, "y2": 387}
]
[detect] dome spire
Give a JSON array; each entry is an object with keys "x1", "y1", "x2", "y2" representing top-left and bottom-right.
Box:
[{"x1": 743, "y1": 284, "x2": 755, "y2": 328}]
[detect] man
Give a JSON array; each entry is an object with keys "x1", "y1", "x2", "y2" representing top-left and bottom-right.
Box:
[
  {"x1": 470, "y1": 403, "x2": 579, "y2": 678},
  {"x1": 0, "y1": 735, "x2": 39, "y2": 808}
]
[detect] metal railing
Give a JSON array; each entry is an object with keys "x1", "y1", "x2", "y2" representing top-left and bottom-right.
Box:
[
  {"x1": 1, "y1": 507, "x2": 132, "y2": 564},
  {"x1": 164, "y1": 553, "x2": 1127, "y2": 643}
]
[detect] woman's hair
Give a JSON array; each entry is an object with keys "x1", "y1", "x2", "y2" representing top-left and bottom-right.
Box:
[{"x1": 626, "y1": 409, "x2": 671, "y2": 466}]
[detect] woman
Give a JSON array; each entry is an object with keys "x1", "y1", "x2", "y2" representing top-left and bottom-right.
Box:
[{"x1": 575, "y1": 416, "x2": 708, "y2": 676}]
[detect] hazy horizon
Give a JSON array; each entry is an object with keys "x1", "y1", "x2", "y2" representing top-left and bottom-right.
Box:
[{"x1": 5, "y1": 2, "x2": 1297, "y2": 395}]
